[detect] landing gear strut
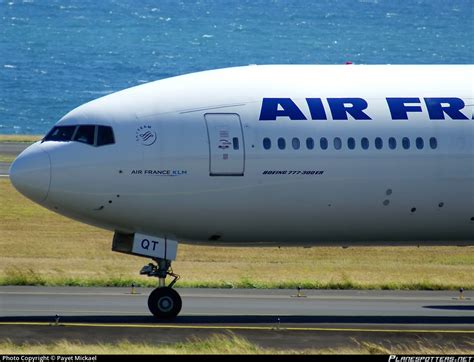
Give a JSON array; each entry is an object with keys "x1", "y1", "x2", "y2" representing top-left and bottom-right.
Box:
[{"x1": 140, "y1": 258, "x2": 182, "y2": 319}]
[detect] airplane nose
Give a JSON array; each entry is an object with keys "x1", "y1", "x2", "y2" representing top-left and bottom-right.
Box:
[{"x1": 9, "y1": 144, "x2": 51, "y2": 203}]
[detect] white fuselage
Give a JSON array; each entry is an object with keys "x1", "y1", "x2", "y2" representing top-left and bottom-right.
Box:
[{"x1": 9, "y1": 65, "x2": 474, "y2": 246}]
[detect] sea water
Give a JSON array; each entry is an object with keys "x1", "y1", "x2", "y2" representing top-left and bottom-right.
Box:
[{"x1": 0, "y1": 0, "x2": 473, "y2": 134}]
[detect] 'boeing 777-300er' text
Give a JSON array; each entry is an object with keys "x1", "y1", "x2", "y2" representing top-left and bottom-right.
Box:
[{"x1": 9, "y1": 64, "x2": 474, "y2": 318}]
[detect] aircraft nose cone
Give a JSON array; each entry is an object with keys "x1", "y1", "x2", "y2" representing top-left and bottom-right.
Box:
[{"x1": 9, "y1": 144, "x2": 51, "y2": 203}]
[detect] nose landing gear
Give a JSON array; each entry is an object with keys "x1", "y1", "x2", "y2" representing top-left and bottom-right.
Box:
[{"x1": 140, "y1": 258, "x2": 182, "y2": 319}]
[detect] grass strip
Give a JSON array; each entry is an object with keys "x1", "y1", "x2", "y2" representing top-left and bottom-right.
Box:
[
  {"x1": 0, "y1": 177, "x2": 472, "y2": 290},
  {"x1": 0, "y1": 154, "x2": 16, "y2": 163},
  {"x1": 0, "y1": 333, "x2": 472, "y2": 354},
  {"x1": 0, "y1": 135, "x2": 41, "y2": 143}
]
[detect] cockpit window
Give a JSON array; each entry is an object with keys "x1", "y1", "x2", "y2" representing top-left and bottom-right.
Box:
[
  {"x1": 97, "y1": 126, "x2": 115, "y2": 146},
  {"x1": 43, "y1": 126, "x2": 76, "y2": 142},
  {"x1": 43, "y1": 125, "x2": 115, "y2": 147},
  {"x1": 73, "y1": 125, "x2": 95, "y2": 145}
]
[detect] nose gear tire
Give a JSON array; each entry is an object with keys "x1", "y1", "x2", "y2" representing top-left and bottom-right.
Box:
[{"x1": 148, "y1": 287, "x2": 182, "y2": 319}]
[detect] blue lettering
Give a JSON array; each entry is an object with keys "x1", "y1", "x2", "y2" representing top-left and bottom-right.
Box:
[
  {"x1": 306, "y1": 98, "x2": 327, "y2": 120},
  {"x1": 259, "y1": 98, "x2": 307, "y2": 121},
  {"x1": 259, "y1": 97, "x2": 471, "y2": 122},
  {"x1": 327, "y1": 98, "x2": 371, "y2": 120},
  {"x1": 386, "y1": 98, "x2": 422, "y2": 120},
  {"x1": 424, "y1": 98, "x2": 468, "y2": 120}
]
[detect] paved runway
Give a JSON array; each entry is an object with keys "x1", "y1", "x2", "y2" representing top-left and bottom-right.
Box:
[
  {"x1": 1, "y1": 287, "x2": 473, "y2": 350},
  {"x1": 0, "y1": 142, "x2": 29, "y2": 176}
]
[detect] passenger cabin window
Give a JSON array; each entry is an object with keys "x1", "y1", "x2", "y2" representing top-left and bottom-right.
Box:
[
  {"x1": 320, "y1": 137, "x2": 328, "y2": 150},
  {"x1": 416, "y1": 137, "x2": 424, "y2": 150},
  {"x1": 263, "y1": 137, "x2": 271, "y2": 150},
  {"x1": 259, "y1": 135, "x2": 438, "y2": 153},
  {"x1": 361, "y1": 137, "x2": 369, "y2": 150},
  {"x1": 43, "y1": 126, "x2": 76, "y2": 142},
  {"x1": 97, "y1": 126, "x2": 115, "y2": 146},
  {"x1": 43, "y1": 125, "x2": 115, "y2": 147},
  {"x1": 375, "y1": 137, "x2": 383, "y2": 149},
  {"x1": 402, "y1": 137, "x2": 410, "y2": 150},
  {"x1": 347, "y1": 137, "x2": 355, "y2": 150},
  {"x1": 74, "y1": 125, "x2": 96, "y2": 145},
  {"x1": 292, "y1": 137, "x2": 300, "y2": 150},
  {"x1": 389, "y1": 137, "x2": 397, "y2": 150},
  {"x1": 278, "y1": 137, "x2": 286, "y2": 150}
]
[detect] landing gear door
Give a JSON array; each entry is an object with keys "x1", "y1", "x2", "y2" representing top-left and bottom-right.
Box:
[{"x1": 205, "y1": 113, "x2": 245, "y2": 176}]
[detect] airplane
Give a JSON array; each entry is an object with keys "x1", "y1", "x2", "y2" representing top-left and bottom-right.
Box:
[{"x1": 8, "y1": 64, "x2": 474, "y2": 319}]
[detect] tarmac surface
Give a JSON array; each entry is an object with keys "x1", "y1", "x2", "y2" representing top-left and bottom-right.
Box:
[
  {"x1": 0, "y1": 287, "x2": 473, "y2": 350},
  {"x1": 0, "y1": 142, "x2": 29, "y2": 176}
]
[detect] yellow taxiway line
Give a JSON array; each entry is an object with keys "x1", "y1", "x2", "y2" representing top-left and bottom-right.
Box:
[{"x1": 0, "y1": 322, "x2": 472, "y2": 334}]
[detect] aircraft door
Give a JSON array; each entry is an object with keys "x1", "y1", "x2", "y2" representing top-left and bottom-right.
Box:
[{"x1": 205, "y1": 113, "x2": 245, "y2": 176}]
